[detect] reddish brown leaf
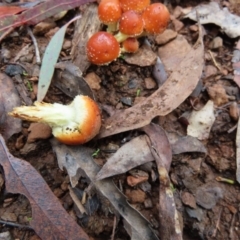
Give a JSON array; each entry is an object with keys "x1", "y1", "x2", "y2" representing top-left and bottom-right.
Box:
[
  {"x1": 0, "y1": 0, "x2": 96, "y2": 38},
  {"x1": 0, "y1": 6, "x2": 26, "y2": 17},
  {"x1": 0, "y1": 135, "x2": 89, "y2": 240}
]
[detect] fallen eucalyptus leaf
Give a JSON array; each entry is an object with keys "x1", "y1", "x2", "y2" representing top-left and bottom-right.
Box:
[
  {"x1": 143, "y1": 124, "x2": 182, "y2": 240},
  {"x1": 0, "y1": 73, "x2": 21, "y2": 140},
  {"x1": 96, "y1": 135, "x2": 154, "y2": 180},
  {"x1": 99, "y1": 23, "x2": 204, "y2": 138},
  {"x1": 37, "y1": 15, "x2": 82, "y2": 101},
  {"x1": 0, "y1": 135, "x2": 89, "y2": 240}
]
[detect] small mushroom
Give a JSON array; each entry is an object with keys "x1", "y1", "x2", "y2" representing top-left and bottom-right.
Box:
[
  {"x1": 86, "y1": 31, "x2": 120, "y2": 65},
  {"x1": 8, "y1": 95, "x2": 101, "y2": 145},
  {"x1": 142, "y1": 3, "x2": 170, "y2": 34},
  {"x1": 114, "y1": 10, "x2": 144, "y2": 42},
  {"x1": 121, "y1": 37, "x2": 139, "y2": 53},
  {"x1": 98, "y1": 0, "x2": 122, "y2": 32},
  {"x1": 120, "y1": 0, "x2": 150, "y2": 13}
]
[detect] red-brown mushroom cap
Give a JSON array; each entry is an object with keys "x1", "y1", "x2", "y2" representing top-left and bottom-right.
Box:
[
  {"x1": 119, "y1": 10, "x2": 144, "y2": 36},
  {"x1": 87, "y1": 31, "x2": 120, "y2": 65},
  {"x1": 142, "y1": 3, "x2": 170, "y2": 34},
  {"x1": 98, "y1": 0, "x2": 122, "y2": 24},
  {"x1": 122, "y1": 37, "x2": 139, "y2": 53},
  {"x1": 120, "y1": 0, "x2": 150, "y2": 13}
]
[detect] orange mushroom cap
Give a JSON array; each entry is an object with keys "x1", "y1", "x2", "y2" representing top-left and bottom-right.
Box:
[
  {"x1": 119, "y1": 10, "x2": 144, "y2": 36},
  {"x1": 8, "y1": 95, "x2": 102, "y2": 145},
  {"x1": 120, "y1": 0, "x2": 150, "y2": 13},
  {"x1": 122, "y1": 37, "x2": 139, "y2": 53},
  {"x1": 98, "y1": 0, "x2": 122, "y2": 24},
  {"x1": 87, "y1": 31, "x2": 120, "y2": 65},
  {"x1": 142, "y1": 3, "x2": 170, "y2": 34}
]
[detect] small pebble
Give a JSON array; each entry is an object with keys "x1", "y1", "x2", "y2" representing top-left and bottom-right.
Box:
[
  {"x1": 121, "y1": 97, "x2": 132, "y2": 106},
  {"x1": 144, "y1": 77, "x2": 157, "y2": 89},
  {"x1": 144, "y1": 198, "x2": 153, "y2": 209},
  {"x1": 209, "y1": 36, "x2": 223, "y2": 49},
  {"x1": 229, "y1": 102, "x2": 239, "y2": 121},
  {"x1": 155, "y1": 29, "x2": 177, "y2": 45}
]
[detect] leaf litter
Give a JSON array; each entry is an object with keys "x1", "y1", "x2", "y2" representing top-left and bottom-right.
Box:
[
  {"x1": 99, "y1": 20, "x2": 204, "y2": 138},
  {"x1": 2, "y1": 0, "x2": 240, "y2": 239},
  {"x1": 0, "y1": 135, "x2": 89, "y2": 240},
  {"x1": 51, "y1": 139, "x2": 158, "y2": 240}
]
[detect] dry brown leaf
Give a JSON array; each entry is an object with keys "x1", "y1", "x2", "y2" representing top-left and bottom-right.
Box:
[
  {"x1": 99, "y1": 25, "x2": 204, "y2": 138},
  {"x1": 0, "y1": 73, "x2": 21, "y2": 140},
  {"x1": 0, "y1": 135, "x2": 89, "y2": 240},
  {"x1": 143, "y1": 124, "x2": 182, "y2": 240}
]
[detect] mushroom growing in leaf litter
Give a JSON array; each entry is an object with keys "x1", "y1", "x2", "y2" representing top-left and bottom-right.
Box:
[
  {"x1": 8, "y1": 95, "x2": 101, "y2": 145},
  {"x1": 87, "y1": 31, "x2": 120, "y2": 65},
  {"x1": 98, "y1": 0, "x2": 122, "y2": 32},
  {"x1": 120, "y1": 0, "x2": 150, "y2": 13},
  {"x1": 122, "y1": 37, "x2": 139, "y2": 53},
  {"x1": 114, "y1": 10, "x2": 144, "y2": 42},
  {"x1": 142, "y1": 3, "x2": 170, "y2": 34}
]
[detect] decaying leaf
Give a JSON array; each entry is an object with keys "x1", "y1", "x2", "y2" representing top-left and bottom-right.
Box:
[
  {"x1": 236, "y1": 117, "x2": 240, "y2": 183},
  {"x1": 51, "y1": 139, "x2": 159, "y2": 240},
  {"x1": 167, "y1": 132, "x2": 207, "y2": 155},
  {"x1": 143, "y1": 124, "x2": 182, "y2": 240},
  {"x1": 96, "y1": 135, "x2": 154, "y2": 180},
  {"x1": 37, "y1": 15, "x2": 82, "y2": 101},
  {"x1": 0, "y1": 6, "x2": 26, "y2": 17},
  {"x1": 99, "y1": 22, "x2": 204, "y2": 138},
  {"x1": 53, "y1": 62, "x2": 94, "y2": 99},
  {"x1": 187, "y1": 100, "x2": 215, "y2": 140},
  {"x1": 0, "y1": 73, "x2": 21, "y2": 140},
  {"x1": 0, "y1": 135, "x2": 89, "y2": 240},
  {"x1": 97, "y1": 131, "x2": 206, "y2": 180},
  {"x1": 184, "y1": 2, "x2": 240, "y2": 38},
  {"x1": 0, "y1": 0, "x2": 96, "y2": 40}
]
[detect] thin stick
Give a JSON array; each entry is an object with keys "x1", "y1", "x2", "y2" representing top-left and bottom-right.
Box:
[
  {"x1": 0, "y1": 220, "x2": 33, "y2": 230},
  {"x1": 0, "y1": 27, "x2": 14, "y2": 43},
  {"x1": 111, "y1": 215, "x2": 117, "y2": 240},
  {"x1": 27, "y1": 26, "x2": 41, "y2": 64},
  {"x1": 208, "y1": 50, "x2": 222, "y2": 71},
  {"x1": 212, "y1": 207, "x2": 222, "y2": 237},
  {"x1": 68, "y1": 186, "x2": 87, "y2": 214}
]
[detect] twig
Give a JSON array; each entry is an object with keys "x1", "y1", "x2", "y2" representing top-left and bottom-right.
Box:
[
  {"x1": 68, "y1": 186, "x2": 87, "y2": 214},
  {"x1": 0, "y1": 27, "x2": 14, "y2": 43},
  {"x1": 230, "y1": 213, "x2": 236, "y2": 239},
  {"x1": 208, "y1": 50, "x2": 222, "y2": 71},
  {"x1": 212, "y1": 207, "x2": 222, "y2": 238},
  {"x1": 27, "y1": 26, "x2": 41, "y2": 64},
  {"x1": 0, "y1": 220, "x2": 33, "y2": 230},
  {"x1": 228, "y1": 123, "x2": 238, "y2": 133},
  {"x1": 111, "y1": 215, "x2": 117, "y2": 240}
]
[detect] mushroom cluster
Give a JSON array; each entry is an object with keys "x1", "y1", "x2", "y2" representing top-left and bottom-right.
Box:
[{"x1": 86, "y1": 0, "x2": 170, "y2": 65}]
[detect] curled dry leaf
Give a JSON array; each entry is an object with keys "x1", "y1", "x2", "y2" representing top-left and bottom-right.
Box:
[
  {"x1": 99, "y1": 23, "x2": 204, "y2": 138},
  {"x1": 0, "y1": 135, "x2": 89, "y2": 240},
  {"x1": 184, "y1": 2, "x2": 240, "y2": 38},
  {"x1": 236, "y1": 117, "x2": 240, "y2": 183},
  {"x1": 142, "y1": 124, "x2": 182, "y2": 240},
  {"x1": 51, "y1": 139, "x2": 158, "y2": 240},
  {"x1": 0, "y1": 73, "x2": 21, "y2": 140}
]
